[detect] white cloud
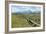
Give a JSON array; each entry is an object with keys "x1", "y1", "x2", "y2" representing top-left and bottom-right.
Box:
[{"x1": 11, "y1": 6, "x2": 41, "y2": 13}]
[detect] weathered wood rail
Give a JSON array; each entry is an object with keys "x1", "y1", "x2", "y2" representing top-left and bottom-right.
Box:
[{"x1": 23, "y1": 15, "x2": 40, "y2": 27}]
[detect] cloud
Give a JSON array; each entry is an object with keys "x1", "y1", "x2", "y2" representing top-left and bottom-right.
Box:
[{"x1": 11, "y1": 6, "x2": 41, "y2": 13}]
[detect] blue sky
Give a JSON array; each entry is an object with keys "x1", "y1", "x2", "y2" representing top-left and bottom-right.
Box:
[{"x1": 11, "y1": 5, "x2": 41, "y2": 13}]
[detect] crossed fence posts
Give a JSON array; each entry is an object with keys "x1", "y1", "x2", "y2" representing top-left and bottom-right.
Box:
[{"x1": 23, "y1": 15, "x2": 40, "y2": 27}]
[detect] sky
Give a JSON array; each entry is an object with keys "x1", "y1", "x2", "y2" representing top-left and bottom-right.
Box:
[{"x1": 11, "y1": 5, "x2": 41, "y2": 13}]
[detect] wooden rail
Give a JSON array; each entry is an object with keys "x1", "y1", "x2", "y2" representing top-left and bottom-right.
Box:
[{"x1": 23, "y1": 15, "x2": 40, "y2": 27}]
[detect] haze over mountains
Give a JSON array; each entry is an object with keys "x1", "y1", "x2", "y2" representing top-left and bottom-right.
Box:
[{"x1": 11, "y1": 6, "x2": 41, "y2": 14}]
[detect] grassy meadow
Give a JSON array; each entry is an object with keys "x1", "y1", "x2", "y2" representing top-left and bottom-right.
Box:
[{"x1": 11, "y1": 14, "x2": 40, "y2": 28}]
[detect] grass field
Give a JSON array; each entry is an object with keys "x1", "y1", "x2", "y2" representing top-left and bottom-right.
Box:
[{"x1": 11, "y1": 14, "x2": 40, "y2": 28}]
